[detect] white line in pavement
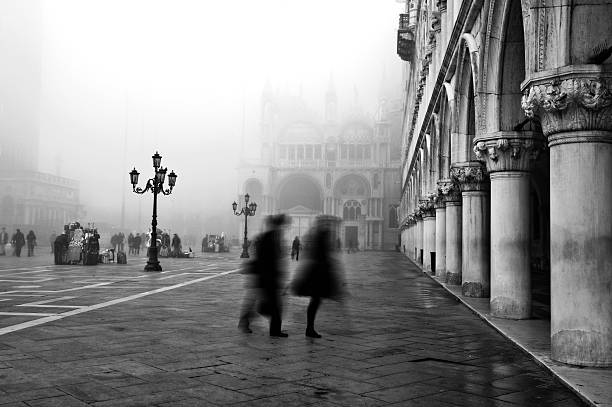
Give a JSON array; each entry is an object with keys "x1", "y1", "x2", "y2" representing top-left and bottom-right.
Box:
[
  {"x1": 17, "y1": 296, "x2": 77, "y2": 307},
  {"x1": 0, "y1": 267, "x2": 241, "y2": 336},
  {"x1": 0, "y1": 282, "x2": 113, "y2": 295},
  {"x1": 0, "y1": 312, "x2": 56, "y2": 316},
  {"x1": 159, "y1": 272, "x2": 217, "y2": 280}
]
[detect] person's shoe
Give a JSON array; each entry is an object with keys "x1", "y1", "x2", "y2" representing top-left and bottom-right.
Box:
[
  {"x1": 305, "y1": 329, "x2": 321, "y2": 338},
  {"x1": 270, "y1": 331, "x2": 289, "y2": 337},
  {"x1": 238, "y1": 320, "x2": 252, "y2": 333}
]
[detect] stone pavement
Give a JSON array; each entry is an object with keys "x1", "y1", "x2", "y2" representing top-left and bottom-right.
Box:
[{"x1": 0, "y1": 251, "x2": 586, "y2": 406}]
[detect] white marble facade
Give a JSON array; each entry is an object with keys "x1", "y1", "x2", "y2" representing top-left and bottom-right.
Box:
[{"x1": 397, "y1": 0, "x2": 612, "y2": 367}]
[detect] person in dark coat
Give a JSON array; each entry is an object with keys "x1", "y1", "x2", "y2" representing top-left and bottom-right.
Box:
[
  {"x1": 11, "y1": 229, "x2": 25, "y2": 257},
  {"x1": 26, "y1": 230, "x2": 37, "y2": 256},
  {"x1": 292, "y1": 216, "x2": 344, "y2": 338},
  {"x1": 134, "y1": 233, "x2": 142, "y2": 255},
  {"x1": 171, "y1": 234, "x2": 181, "y2": 257},
  {"x1": 238, "y1": 214, "x2": 289, "y2": 337},
  {"x1": 291, "y1": 236, "x2": 301, "y2": 261}
]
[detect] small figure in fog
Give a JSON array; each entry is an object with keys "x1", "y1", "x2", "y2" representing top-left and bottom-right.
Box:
[
  {"x1": 11, "y1": 229, "x2": 25, "y2": 257},
  {"x1": 291, "y1": 216, "x2": 344, "y2": 338},
  {"x1": 171, "y1": 233, "x2": 181, "y2": 257},
  {"x1": 238, "y1": 214, "x2": 289, "y2": 337},
  {"x1": 291, "y1": 236, "x2": 301, "y2": 261},
  {"x1": 0, "y1": 227, "x2": 8, "y2": 255},
  {"x1": 134, "y1": 233, "x2": 142, "y2": 255},
  {"x1": 26, "y1": 230, "x2": 37, "y2": 256}
]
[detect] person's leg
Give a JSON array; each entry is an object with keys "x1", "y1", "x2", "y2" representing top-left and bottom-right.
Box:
[
  {"x1": 306, "y1": 297, "x2": 322, "y2": 338},
  {"x1": 269, "y1": 293, "x2": 287, "y2": 337},
  {"x1": 238, "y1": 287, "x2": 256, "y2": 333}
]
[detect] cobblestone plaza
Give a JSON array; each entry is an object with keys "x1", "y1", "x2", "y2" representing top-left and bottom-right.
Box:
[{"x1": 0, "y1": 253, "x2": 587, "y2": 406}]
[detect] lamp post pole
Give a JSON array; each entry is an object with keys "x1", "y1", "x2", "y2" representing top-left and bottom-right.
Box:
[
  {"x1": 130, "y1": 152, "x2": 177, "y2": 271},
  {"x1": 232, "y1": 193, "x2": 257, "y2": 258}
]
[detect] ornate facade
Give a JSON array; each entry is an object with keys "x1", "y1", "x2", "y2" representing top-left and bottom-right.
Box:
[
  {"x1": 237, "y1": 83, "x2": 402, "y2": 250},
  {"x1": 397, "y1": 0, "x2": 612, "y2": 367}
]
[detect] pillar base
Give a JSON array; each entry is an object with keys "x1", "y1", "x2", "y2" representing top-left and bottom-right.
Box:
[
  {"x1": 446, "y1": 272, "x2": 461, "y2": 285},
  {"x1": 462, "y1": 282, "x2": 488, "y2": 298}
]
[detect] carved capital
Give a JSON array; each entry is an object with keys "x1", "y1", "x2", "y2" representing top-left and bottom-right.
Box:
[
  {"x1": 418, "y1": 198, "x2": 436, "y2": 218},
  {"x1": 473, "y1": 132, "x2": 544, "y2": 173},
  {"x1": 522, "y1": 73, "x2": 612, "y2": 137},
  {"x1": 436, "y1": 0, "x2": 447, "y2": 12},
  {"x1": 450, "y1": 162, "x2": 488, "y2": 192},
  {"x1": 437, "y1": 179, "x2": 462, "y2": 203}
]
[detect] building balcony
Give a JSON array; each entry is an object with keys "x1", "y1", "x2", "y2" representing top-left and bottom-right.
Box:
[{"x1": 397, "y1": 14, "x2": 415, "y2": 61}]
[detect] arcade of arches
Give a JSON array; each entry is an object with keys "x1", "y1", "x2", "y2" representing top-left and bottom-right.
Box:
[{"x1": 397, "y1": 0, "x2": 612, "y2": 367}]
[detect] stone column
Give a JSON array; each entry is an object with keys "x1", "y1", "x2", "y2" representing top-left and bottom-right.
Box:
[
  {"x1": 439, "y1": 180, "x2": 462, "y2": 285},
  {"x1": 415, "y1": 211, "x2": 423, "y2": 263},
  {"x1": 451, "y1": 162, "x2": 490, "y2": 297},
  {"x1": 474, "y1": 132, "x2": 543, "y2": 319},
  {"x1": 433, "y1": 191, "x2": 446, "y2": 278},
  {"x1": 419, "y1": 198, "x2": 436, "y2": 273},
  {"x1": 522, "y1": 71, "x2": 612, "y2": 366}
]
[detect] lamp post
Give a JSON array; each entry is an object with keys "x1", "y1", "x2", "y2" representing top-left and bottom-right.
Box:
[
  {"x1": 129, "y1": 151, "x2": 177, "y2": 271},
  {"x1": 232, "y1": 193, "x2": 257, "y2": 258}
]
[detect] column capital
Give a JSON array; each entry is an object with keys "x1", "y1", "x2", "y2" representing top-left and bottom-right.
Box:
[
  {"x1": 473, "y1": 131, "x2": 545, "y2": 173},
  {"x1": 521, "y1": 66, "x2": 612, "y2": 139},
  {"x1": 437, "y1": 179, "x2": 462, "y2": 203},
  {"x1": 450, "y1": 162, "x2": 488, "y2": 192},
  {"x1": 418, "y1": 198, "x2": 436, "y2": 218}
]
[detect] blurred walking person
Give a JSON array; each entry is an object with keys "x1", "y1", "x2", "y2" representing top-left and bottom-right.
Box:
[
  {"x1": 238, "y1": 214, "x2": 289, "y2": 337},
  {"x1": 11, "y1": 229, "x2": 25, "y2": 257},
  {"x1": 0, "y1": 227, "x2": 8, "y2": 256},
  {"x1": 291, "y1": 236, "x2": 301, "y2": 261},
  {"x1": 26, "y1": 230, "x2": 37, "y2": 256},
  {"x1": 292, "y1": 216, "x2": 344, "y2": 338}
]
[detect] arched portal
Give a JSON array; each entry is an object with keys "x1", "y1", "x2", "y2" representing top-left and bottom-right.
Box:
[{"x1": 277, "y1": 174, "x2": 323, "y2": 212}]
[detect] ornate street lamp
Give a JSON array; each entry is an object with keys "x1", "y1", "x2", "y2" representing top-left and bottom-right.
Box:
[
  {"x1": 232, "y1": 193, "x2": 257, "y2": 258},
  {"x1": 130, "y1": 151, "x2": 178, "y2": 271}
]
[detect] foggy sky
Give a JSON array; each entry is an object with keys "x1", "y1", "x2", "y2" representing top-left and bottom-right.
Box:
[{"x1": 32, "y1": 0, "x2": 403, "y2": 234}]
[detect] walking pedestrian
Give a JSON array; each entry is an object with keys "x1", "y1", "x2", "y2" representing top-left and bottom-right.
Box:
[
  {"x1": 238, "y1": 214, "x2": 289, "y2": 337},
  {"x1": 291, "y1": 216, "x2": 344, "y2": 338},
  {"x1": 291, "y1": 236, "x2": 301, "y2": 261},
  {"x1": 127, "y1": 233, "x2": 134, "y2": 255},
  {"x1": 134, "y1": 233, "x2": 142, "y2": 255},
  {"x1": 11, "y1": 229, "x2": 25, "y2": 257},
  {"x1": 0, "y1": 227, "x2": 8, "y2": 256},
  {"x1": 26, "y1": 230, "x2": 37, "y2": 256}
]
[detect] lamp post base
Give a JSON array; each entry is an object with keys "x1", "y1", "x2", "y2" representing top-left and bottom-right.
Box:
[
  {"x1": 144, "y1": 261, "x2": 162, "y2": 271},
  {"x1": 145, "y1": 247, "x2": 162, "y2": 271},
  {"x1": 240, "y1": 239, "x2": 250, "y2": 258}
]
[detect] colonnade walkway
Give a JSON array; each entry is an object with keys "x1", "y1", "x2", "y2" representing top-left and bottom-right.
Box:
[{"x1": 0, "y1": 252, "x2": 587, "y2": 406}]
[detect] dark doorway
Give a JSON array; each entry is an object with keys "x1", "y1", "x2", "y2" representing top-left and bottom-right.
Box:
[{"x1": 345, "y1": 226, "x2": 358, "y2": 250}]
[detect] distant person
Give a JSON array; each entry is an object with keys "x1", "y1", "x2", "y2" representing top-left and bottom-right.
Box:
[
  {"x1": 11, "y1": 229, "x2": 25, "y2": 257},
  {"x1": 292, "y1": 216, "x2": 344, "y2": 338},
  {"x1": 26, "y1": 230, "x2": 37, "y2": 257},
  {"x1": 238, "y1": 214, "x2": 289, "y2": 337},
  {"x1": 134, "y1": 233, "x2": 142, "y2": 255},
  {"x1": 117, "y1": 232, "x2": 125, "y2": 252},
  {"x1": 171, "y1": 233, "x2": 181, "y2": 257},
  {"x1": 49, "y1": 232, "x2": 57, "y2": 254},
  {"x1": 0, "y1": 227, "x2": 8, "y2": 256},
  {"x1": 291, "y1": 236, "x2": 301, "y2": 261},
  {"x1": 127, "y1": 233, "x2": 135, "y2": 255}
]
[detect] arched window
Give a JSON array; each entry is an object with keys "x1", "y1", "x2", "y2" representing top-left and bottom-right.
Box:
[
  {"x1": 343, "y1": 200, "x2": 362, "y2": 221},
  {"x1": 389, "y1": 206, "x2": 398, "y2": 228}
]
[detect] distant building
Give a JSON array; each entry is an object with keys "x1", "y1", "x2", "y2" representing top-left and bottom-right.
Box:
[
  {"x1": 0, "y1": 0, "x2": 82, "y2": 240},
  {"x1": 237, "y1": 81, "x2": 402, "y2": 250}
]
